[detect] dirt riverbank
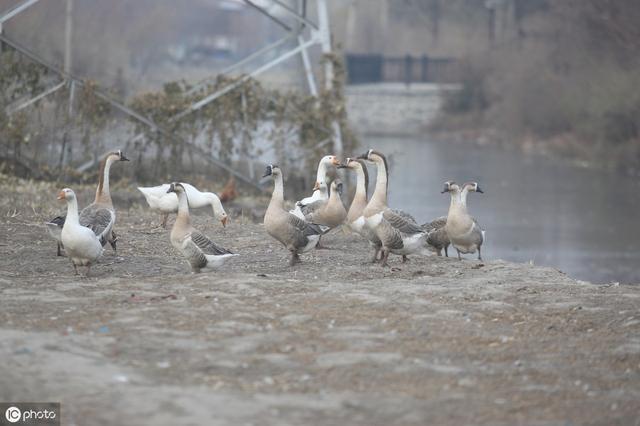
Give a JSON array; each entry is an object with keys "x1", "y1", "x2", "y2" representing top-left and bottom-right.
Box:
[{"x1": 0, "y1": 185, "x2": 638, "y2": 425}]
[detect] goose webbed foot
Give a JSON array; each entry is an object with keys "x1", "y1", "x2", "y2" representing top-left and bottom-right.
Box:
[{"x1": 402, "y1": 255, "x2": 409, "y2": 263}]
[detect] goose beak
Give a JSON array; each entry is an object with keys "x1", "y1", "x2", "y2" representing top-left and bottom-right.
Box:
[
  {"x1": 313, "y1": 181, "x2": 320, "y2": 191},
  {"x1": 476, "y1": 187, "x2": 484, "y2": 194},
  {"x1": 221, "y1": 216, "x2": 228, "y2": 227},
  {"x1": 120, "y1": 154, "x2": 130, "y2": 161},
  {"x1": 331, "y1": 157, "x2": 341, "y2": 166},
  {"x1": 57, "y1": 190, "x2": 66, "y2": 200}
]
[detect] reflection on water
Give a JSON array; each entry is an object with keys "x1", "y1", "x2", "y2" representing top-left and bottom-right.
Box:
[{"x1": 357, "y1": 136, "x2": 640, "y2": 284}]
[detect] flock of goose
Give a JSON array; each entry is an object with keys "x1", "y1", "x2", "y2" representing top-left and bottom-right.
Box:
[{"x1": 46, "y1": 149, "x2": 484, "y2": 276}]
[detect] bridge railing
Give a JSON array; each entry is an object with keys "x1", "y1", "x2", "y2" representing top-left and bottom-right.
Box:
[{"x1": 345, "y1": 54, "x2": 459, "y2": 85}]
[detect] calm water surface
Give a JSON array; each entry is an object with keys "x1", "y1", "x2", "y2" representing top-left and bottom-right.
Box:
[{"x1": 362, "y1": 136, "x2": 640, "y2": 284}]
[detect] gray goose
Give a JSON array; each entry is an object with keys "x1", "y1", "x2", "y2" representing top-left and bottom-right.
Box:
[
  {"x1": 423, "y1": 216, "x2": 449, "y2": 257},
  {"x1": 358, "y1": 149, "x2": 427, "y2": 266},
  {"x1": 46, "y1": 150, "x2": 129, "y2": 255},
  {"x1": 263, "y1": 165, "x2": 328, "y2": 266},
  {"x1": 443, "y1": 181, "x2": 485, "y2": 261},
  {"x1": 167, "y1": 183, "x2": 237, "y2": 273}
]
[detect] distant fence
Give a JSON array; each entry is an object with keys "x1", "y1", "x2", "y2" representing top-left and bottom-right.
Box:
[{"x1": 345, "y1": 54, "x2": 459, "y2": 85}]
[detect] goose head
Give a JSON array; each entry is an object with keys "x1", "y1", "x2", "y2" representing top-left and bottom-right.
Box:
[
  {"x1": 57, "y1": 188, "x2": 75, "y2": 201},
  {"x1": 210, "y1": 196, "x2": 228, "y2": 227},
  {"x1": 320, "y1": 155, "x2": 341, "y2": 167},
  {"x1": 440, "y1": 181, "x2": 461, "y2": 194},
  {"x1": 463, "y1": 182, "x2": 484, "y2": 194},
  {"x1": 108, "y1": 150, "x2": 130, "y2": 162},
  {"x1": 166, "y1": 182, "x2": 186, "y2": 194},
  {"x1": 262, "y1": 164, "x2": 282, "y2": 178},
  {"x1": 313, "y1": 155, "x2": 340, "y2": 190}
]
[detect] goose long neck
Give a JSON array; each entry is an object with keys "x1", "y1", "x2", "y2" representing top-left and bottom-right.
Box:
[
  {"x1": 175, "y1": 190, "x2": 191, "y2": 226},
  {"x1": 269, "y1": 173, "x2": 285, "y2": 210},
  {"x1": 316, "y1": 161, "x2": 328, "y2": 184},
  {"x1": 354, "y1": 166, "x2": 367, "y2": 202},
  {"x1": 65, "y1": 197, "x2": 80, "y2": 224},
  {"x1": 448, "y1": 191, "x2": 467, "y2": 215},
  {"x1": 96, "y1": 157, "x2": 114, "y2": 205},
  {"x1": 370, "y1": 156, "x2": 388, "y2": 206}
]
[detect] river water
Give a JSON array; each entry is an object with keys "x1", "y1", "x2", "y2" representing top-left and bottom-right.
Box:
[{"x1": 360, "y1": 136, "x2": 640, "y2": 284}]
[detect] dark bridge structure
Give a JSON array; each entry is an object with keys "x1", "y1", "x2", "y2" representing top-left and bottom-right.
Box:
[{"x1": 345, "y1": 54, "x2": 459, "y2": 85}]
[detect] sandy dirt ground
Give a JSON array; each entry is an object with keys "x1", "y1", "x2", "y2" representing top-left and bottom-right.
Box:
[{"x1": 0, "y1": 183, "x2": 639, "y2": 426}]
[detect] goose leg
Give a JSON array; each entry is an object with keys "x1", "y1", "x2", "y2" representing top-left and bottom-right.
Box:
[
  {"x1": 161, "y1": 213, "x2": 168, "y2": 229},
  {"x1": 315, "y1": 235, "x2": 328, "y2": 249},
  {"x1": 289, "y1": 252, "x2": 301, "y2": 266},
  {"x1": 109, "y1": 231, "x2": 118, "y2": 254},
  {"x1": 85, "y1": 264, "x2": 92, "y2": 277},
  {"x1": 380, "y1": 248, "x2": 390, "y2": 267},
  {"x1": 72, "y1": 262, "x2": 79, "y2": 275},
  {"x1": 57, "y1": 242, "x2": 63, "y2": 257},
  {"x1": 457, "y1": 249, "x2": 462, "y2": 261},
  {"x1": 477, "y1": 247, "x2": 483, "y2": 261},
  {"x1": 444, "y1": 245, "x2": 449, "y2": 257},
  {"x1": 369, "y1": 247, "x2": 379, "y2": 263}
]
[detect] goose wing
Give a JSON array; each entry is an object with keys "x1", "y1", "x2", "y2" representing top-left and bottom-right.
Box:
[
  {"x1": 287, "y1": 214, "x2": 327, "y2": 236},
  {"x1": 190, "y1": 230, "x2": 233, "y2": 255},
  {"x1": 383, "y1": 209, "x2": 423, "y2": 235},
  {"x1": 422, "y1": 216, "x2": 447, "y2": 233},
  {"x1": 79, "y1": 205, "x2": 115, "y2": 244},
  {"x1": 180, "y1": 237, "x2": 208, "y2": 271},
  {"x1": 299, "y1": 199, "x2": 327, "y2": 222},
  {"x1": 138, "y1": 184, "x2": 170, "y2": 198}
]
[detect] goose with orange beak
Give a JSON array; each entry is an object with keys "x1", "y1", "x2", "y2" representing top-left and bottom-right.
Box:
[
  {"x1": 290, "y1": 155, "x2": 341, "y2": 218},
  {"x1": 57, "y1": 188, "x2": 104, "y2": 276},
  {"x1": 138, "y1": 182, "x2": 228, "y2": 229}
]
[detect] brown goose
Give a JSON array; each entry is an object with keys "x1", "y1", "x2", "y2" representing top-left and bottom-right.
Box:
[
  {"x1": 338, "y1": 158, "x2": 370, "y2": 234},
  {"x1": 263, "y1": 165, "x2": 328, "y2": 266},
  {"x1": 443, "y1": 181, "x2": 485, "y2": 261},
  {"x1": 297, "y1": 179, "x2": 347, "y2": 232},
  {"x1": 358, "y1": 149, "x2": 427, "y2": 266},
  {"x1": 167, "y1": 183, "x2": 237, "y2": 273}
]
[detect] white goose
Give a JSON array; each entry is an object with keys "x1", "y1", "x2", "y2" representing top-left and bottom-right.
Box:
[
  {"x1": 167, "y1": 183, "x2": 237, "y2": 273},
  {"x1": 290, "y1": 155, "x2": 340, "y2": 217},
  {"x1": 46, "y1": 150, "x2": 129, "y2": 255},
  {"x1": 57, "y1": 188, "x2": 104, "y2": 276},
  {"x1": 358, "y1": 149, "x2": 428, "y2": 266},
  {"x1": 138, "y1": 182, "x2": 228, "y2": 228}
]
